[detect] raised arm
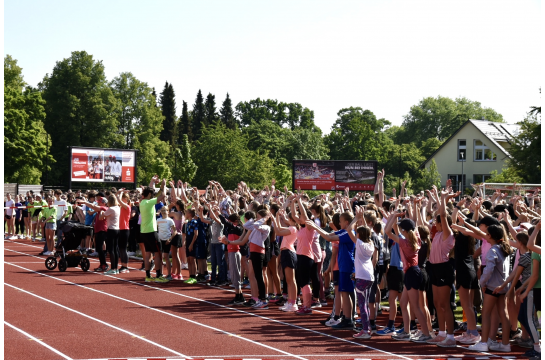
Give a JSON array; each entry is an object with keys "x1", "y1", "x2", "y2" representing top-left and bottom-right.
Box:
[
  {"x1": 116, "y1": 189, "x2": 130, "y2": 210},
  {"x1": 305, "y1": 220, "x2": 339, "y2": 242},
  {"x1": 527, "y1": 220, "x2": 541, "y2": 254}
]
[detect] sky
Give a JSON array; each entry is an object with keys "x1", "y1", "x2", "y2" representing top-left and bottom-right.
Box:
[{"x1": 4, "y1": 0, "x2": 542, "y2": 134}]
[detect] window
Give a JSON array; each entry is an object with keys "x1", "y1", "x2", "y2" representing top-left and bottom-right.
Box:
[
  {"x1": 473, "y1": 174, "x2": 492, "y2": 184},
  {"x1": 458, "y1": 140, "x2": 466, "y2": 161},
  {"x1": 474, "y1": 140, "x2": 496, "y2": 161},
  {"x1": 448, "y1": 174, "x2": 467, "y2": 193}
]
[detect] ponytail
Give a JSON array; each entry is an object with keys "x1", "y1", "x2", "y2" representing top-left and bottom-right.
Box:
[{"x1": 407, "y1": 229, "x2": 419, "y2": 252}]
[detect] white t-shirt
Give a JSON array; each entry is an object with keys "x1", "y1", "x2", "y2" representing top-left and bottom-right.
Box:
[
  {"x1": 157, "y1": 217, "x2": 175, "y2": 240},
  {"x1": 113, "y1": 161, "x2": 122, "y2": 176},
  {"x1": 5, "y1": 200, "x2": 15, "y2": 216},
  {"x1": 54, "y1": 199, "x2": 67, "y2": 220},
  {"x1": 355, "y1": 239, "x2": 375, "y2": 281},
  {"x1": 103, "y1": 206, "x2": 120, "y2": 230}
]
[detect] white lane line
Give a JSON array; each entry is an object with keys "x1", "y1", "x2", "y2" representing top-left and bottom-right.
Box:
[
  {"x1": 4, "y1": 321, "x2": 73, "y2": 359},
  {"x1": 4, "y1": 262, "x2": 306, "y2": 360},
  {"x1": 4, "y1": 252, "x2": 408, "y2": 360},
  {"x1": 4, "y1": 282, "x2": 189, "y2": 358}
]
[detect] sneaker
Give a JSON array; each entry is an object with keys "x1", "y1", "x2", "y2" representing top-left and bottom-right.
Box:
[
  {"x1": 228, "y1": 296, "x2": 239, "y2": 306},
  {"x1": 118, "y1": 267, "x2": 130, "y2": 274},
  {"x1": 145, "y1": 276, "x2": 155, "y2": 282},
  {"x1": 43, "y1": 251, "x2": 51, "y2": 256},
  {"x1": 183, "y1": 277, "x2": 197, "y2": 284},
  {"x1": 320, "y1": 299, "x2": 328, "y2": 306},
  {"x1": 127, "y1": 251, "x2": 136, "y2": 256},
  {"x1": 252, "y1": 300, "x2": 268, "y2": 309},
  {"x1": 392, "y1": 332, "x2": 411, "y2": 341},
  {"x1": 436, "y1": 337, "x2": 457, "y2": 348},
  {"x1": 426, "y1": 335, "x2": 446, "y2": 344},
  {"x1": 154, "y1": 276, "x2": 170, "y2": 283},
  {"x1": 165, "y1": 275, "x2": 173, "y2": 281},
  {"x1": 468, "y1": 342, "x2": 489, "y2": 352},
  {"x1": 310, "y1": 301, "x2": 322, "y2": 308},
  {"x1": 524, "y1": 349, "x2": 541, "y2": 358},
  {"x1": 412, "y1": 334, "x2": 432, "y2": 343},
  {"x1": 282, "y1": 303, "x2": 299, "y2": 312},
  {"x1": 332, "y1": 319, "x2": 354, "y2": 329},
  {"x1": 243, "y1": 299, "x2": 256, "y2": 307},
  {"x1": 353, "y1": 330, "x2": 372, "y2": 339},
  {"x1": 455, "y1": 332, "x2": 470, "y2": 342},
  {"x1": 104, "y1": 269, "x2": 118, "y2": 275},
  {"x1": 325, "y1": 317, "x2": 341, "y2": 327},
  {"x1": 459, "y1": 333, "x2": 481, "y2": 345},
  {"x1": 489, "y1": 342, "x2": 511, "y2": 352},
  {"x1": 89, "y1": 251, "x2": 98, "y2": 257},
  {"x1": 376, "y1": 326, "x2": 396, "y2": 336},
  {"x1": 370, "y1": 325, "x2": 377, "y2": 334},
  {"x1": 234, "y1": 296, "x2": 245, "y2": 305},
  {"x1": 515, "y1": 338, "x2": 533, "y2": 348},
  {"x1": 244, "y1": 284, "x2": 251, "y2": 289},
  {"x1": 510, "y1": 328, "x2": 522, "y2": 340},
  {"x1": 296, "y1": 306, "x2": 313, "y2": 315},
  {"x1": 94, "y1": 265, "x2": 107, "y2": 272},
  {"x1": 487, "y1": 338, "x2": 498, "y2": 347},
  {"x1": 353, "y1": 324, "x2": 363, "y2": 332}
]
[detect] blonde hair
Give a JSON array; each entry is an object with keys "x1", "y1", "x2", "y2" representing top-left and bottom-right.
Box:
[{"x1": 107, "y1": 195, "x2": 119, "y2": 207}]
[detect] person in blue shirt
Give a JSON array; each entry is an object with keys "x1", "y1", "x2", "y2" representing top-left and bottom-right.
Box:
[
  {"x1": 307, "y1": 211, "x2": 356, "y2": 330},
  {"x1": 83, "y1": 193, "x2": 97, "y2": 253}
]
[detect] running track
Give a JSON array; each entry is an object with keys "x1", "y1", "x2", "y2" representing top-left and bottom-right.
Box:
[{"x1": 3, "y1": 238, "x2": 530, "y2": 360}]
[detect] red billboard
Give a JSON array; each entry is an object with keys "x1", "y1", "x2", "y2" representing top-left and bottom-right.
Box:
[
  {"x1": 70, "y1": 147, "x2": 136, "y2": 183},
  {"x1": 293, "y1": 160, "x2": 377, "y2": 191}
]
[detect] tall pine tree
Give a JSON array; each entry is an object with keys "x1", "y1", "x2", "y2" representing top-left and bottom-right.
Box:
[
  {"x1": 159, "y1": 81, "x2": 176, "y2": 145},
  {"x1": 191, "y1": 89, "x2": 206, "y2": 140},
  {"x1": 219, "y1": 92, "x2": 236, "y2": 129},
  {"x1": 177, "y1": 100, "x2": 192, "y2": 143},
  {"x1": 204, "y1": 92, "x2": 218, "y2": 125}
]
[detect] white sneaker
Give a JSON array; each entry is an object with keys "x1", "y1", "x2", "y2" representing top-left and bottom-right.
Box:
[
  {"x1": 43, "y1": 251, "x2": 51, "y2": 256},
  {"x1": 10, "y1": 236, "x2": 18, "y2": 240},
  {"x1": 487, "y1": 338, "x2": 498, "y2": 347},
  {"x1": 282, "y1": 303, "x2": 298, "y2": 312},
  {"x1": 127, "y1": 251, "x2": 136, "y2": 256},
  {"x1": 325, "y1": 317, "x2": 341, "y2": 327},
  {"x1": 181, "y1": 263, "x2": 188, "y2": 270},
  {"x1": 468, "y1": 342, "x2": 489, "y2": 352},
  {"x1": 489, "y1": 342, "x2": 511, "y2": 352}
]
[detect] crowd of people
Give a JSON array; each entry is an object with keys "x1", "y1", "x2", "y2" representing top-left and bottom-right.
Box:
[{"x1": 3, "y1": 173, "x2": 541, "y2": 357}]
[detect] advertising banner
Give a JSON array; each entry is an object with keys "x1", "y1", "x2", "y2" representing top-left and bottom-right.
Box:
[
  {"x1": 70, "y1": 147, "x2": 136, "y2": 183},
  {"x1": 293, "y1": 160, "x2": 377, "y2": 191}
]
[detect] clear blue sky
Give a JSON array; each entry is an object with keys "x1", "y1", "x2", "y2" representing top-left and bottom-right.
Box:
[{"x1": 4, "y1": 0, "x2": 542, "y2": 133}]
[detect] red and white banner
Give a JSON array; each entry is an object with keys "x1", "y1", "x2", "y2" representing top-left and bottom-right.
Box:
[{"x1": 71, "y1": 148, "x2": 136, "y2": 183}]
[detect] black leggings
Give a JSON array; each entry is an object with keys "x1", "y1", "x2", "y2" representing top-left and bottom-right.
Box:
[
  {"x1": 311, "y1": 261, "x2": 321, "y2": 299},
  {"x1": 106, "y1": 229, "x2": 120, "y2": 270},
  {"x1": 95, "y1": 231, "x2": 107, "y2": 266},
  {"x1": 15, "y1": 218, "x2": 25, "y2": 234},
  {"x1": 118, "y1": 229, "x2": 129, "y2": 265},
  {"x1": 250, "y1": 252, "x2": 266, "y2": 300},
  {"x1": 128, "y1": 225, "x2": 139, "y2": 252},
  {"x1": 296, "y1": 254, "x2": 314, "y2": 293}
]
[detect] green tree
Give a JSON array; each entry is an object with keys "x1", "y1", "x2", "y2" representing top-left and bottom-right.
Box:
[
  {"x1": 159, "y1": 82, "x2": 176, "y2": 145},
  {"x1": 204, "y1": 92, "x2": 219, "y2": 125},
  {"x1": 286, "y1": 127, "x2": 329, "y2": 163},
  {"x1": 243, "y1": 120, "x2": 291, "y2": 166},
  {"x1": 273, "y1": 164, "x2": 292, "y2": 190},
  {"x1": 109, "y1": 72, "x2": 170, "y2": 185},
  {"x1": 505, "y1": 114, "x2": 541, "y2": 183},
  {"x1": 414, "y1": 159, "x2": 442, "y2": 191},
  {"x1": 39, "y1": 51, "x2": 121, "y2": 185},
  {"x1": 486, "y1": 167, "x2": 524, "y2": 184},
  {"x1": 172, "y1": 134, "x2": 197, "y2": 183},
  {"x1": 191, "y1": 90, "x2": 206, "y2": 140},
  {"x1": 401, "y1": 96, "x2": 504, "y2": 145},
  {"x1": 420, "y1": 137, "x2": 444, "y2": 159},
  {"x1": 219, "y1": 92, "x2": 236, "y2": 129},
  {"x1": 4, "y1": 54, "x2": 26, "y2": 91},
  {"x1": 192, "y1": 122, "x2": 274, "y2": 189},
  {"x1": 176, "y1": 100, "x2": 192, "y2": 143}
]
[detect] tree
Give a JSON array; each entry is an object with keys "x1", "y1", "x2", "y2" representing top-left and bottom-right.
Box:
[
  {"x1": 486, "y1": 166, "x2": 523, "y2": 184},
  {"x1": 414, "y1": 159, "x2": 442, "y2": 191},
  {"x1": 191, "y1": 90, "x2": 206, "y2": 140},
  {"x1": 172, "y1": 134, "x2": 197, "y2": 183},
  {"x1": 234, "y1": 98, "x2": 318, "y2": 129},
  {"x1": 420, "y1": 137, "x2": 443, "y2": 159},
  {"x1": 243, "y1": 120, "x2": 291, "y2": 166},
  {"x1": 109, "y1": 72, "x2": 171, "y2": 185},
  {"x1": 505, "y1": 114, "x2": 541, "y2": 183},
  {"x1": 192, "y1": 122, "x2": 274, "y2": 189},
  {"x1": 286, "y1": 127, "x2": 329, "y2": 163},
  {"x1": 4, "y1": 54, "x2": 25, "y2": 91},
  {"x1": 39, "y1": 51, "x2": 121, "y2": 185},
  {"x1": 159, "y1": 82, "x2": 176, "y2": 145},
  {"x1": 176, "y1": 100, "x2": 192, "y2": 143},
  {"x1": 219, "y1": 93, "x2": 236, "y2": 129},
  {"x1": 401, "y1": 96, "x2": 504, "y2": 145},
  {"x1": 204, "y1": 92, "x2": 219, "y2": 125}
]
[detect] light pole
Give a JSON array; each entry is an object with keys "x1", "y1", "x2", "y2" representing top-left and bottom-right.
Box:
[{"x1": 460, "y1": 151, "x2": 464, "y2": 196}]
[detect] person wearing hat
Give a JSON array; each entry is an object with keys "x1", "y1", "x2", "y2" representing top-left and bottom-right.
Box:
[{"x1": 385, "y1": 213, "x2": 432, "y2": 343}]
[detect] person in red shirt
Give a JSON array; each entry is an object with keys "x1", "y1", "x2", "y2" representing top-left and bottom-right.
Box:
[
  {"x1": 77, "y1": 193, "x2": 109, "y2": 272},
  {"x1": 116, "y1": 189, "x2": 132, "y2": 273}
]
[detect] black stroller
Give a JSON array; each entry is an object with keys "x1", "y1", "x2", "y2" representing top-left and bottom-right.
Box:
[{"x1": 45, "y1": 221, "x2": 93, "y2": 272}]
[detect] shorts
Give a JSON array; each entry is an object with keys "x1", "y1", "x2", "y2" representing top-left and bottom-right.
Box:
[
  {"x1": 386, "y1": 267, "x2": 404, "y2": 293},
  {"x1": 404, "y1": 266, "x2": 422, "y2": 291},
  {"x1": 333, "y1": 270, "x2": 340, "y2": 286},
  {"x1": 419, "y1": 266, "x2": 429, "y2": 291},
  {"x1": 195, "y1": 241, "x2": 207, "y2": 260},
  {"x1": 170, "y1": 234, "x2": 183, "y2": 248},
  {"x1": 160, "y1": 240, "x2": 171, "y2": 254},
  {"x1": 86, "y1": 227, "x2": 94, "y2": 238},
  {"x1": 381, "y1": 259, "x2": 390, "y2": 274},
  {"x1": 140, "y1": 232, "x2": 161, "y2": 253},
  {"x1": 429, "y1": 262, "x2": 455, "y2": 287},
  {"x1": 31, "y1": 216, "x2": 38, "y2": 223},
  {"x1": 338, "y1": 271, "x2": 354, "y2": 293},
  {"x1": 250, "y1": 251, "x2": 267, "y2": 268},
  {"x1": 456, "y1": 269, "x2": 479, "y2": 290},
  {"x1": 5, "y1": 215, "x2": 12, "y2": 220},
  {"x1": 239, "y1": 244, "x2": 249, "y2": 257},
  {"x1": 186, "y1": 241, "x2": 196, "y2": 258},
  {"x1": 22, "y1": 212, "x2": 28, "y2": 218},
  {"x1": 280, "y1": 249, "x2": 297, "y2": 269},
  {"x1": 272, "y1": 240, "x2": 280, "y2": 257},
  {"x1": 484, "y1": 288, "x2": 502, "y2": 298},
  {"x1": 45, "y1": 222, "x2": 57, "y2": 231}
]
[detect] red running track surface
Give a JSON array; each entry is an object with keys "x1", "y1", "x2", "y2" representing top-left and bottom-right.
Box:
[{"x1": 3, "y1": 238, "x2": 530, "y2": 360}]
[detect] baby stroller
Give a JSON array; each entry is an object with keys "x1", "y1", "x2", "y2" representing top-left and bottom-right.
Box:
[{"x1": 45, "y1": 221, "x2": 93, "y2": 272}]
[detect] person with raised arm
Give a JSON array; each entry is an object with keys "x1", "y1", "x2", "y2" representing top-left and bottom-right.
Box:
[
  {"x1": 77, "y1": 193, "x2": 109, "y2": 272},
  {"x1": 115, "y1": 189, "x2": 131, "y2": 273}
]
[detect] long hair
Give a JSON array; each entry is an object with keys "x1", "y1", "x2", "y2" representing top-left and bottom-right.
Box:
[
  {"x1": 310, "y1": 203, "x2": 328, "y2": 229},
  {"x1": 357, "y1": 226, "x2": 371, "y2": 243},
  {"x1": 406, "y1": 229, "x2": 419, "y2": 252},
  {"x1": 417, "y1": 225, "x2": 431, "y2": 259},
  {"x1": 107, "y1": 195, "x2": 118, "y2": 207},
  {"x1": 288, "y1": 212, "x2": 301, "y2": 230},
  {"x1": 488, "y1": 224, "x2": 512, "y2": 256},
  {"x1": 332, "y1": 213, "x2": 341, "y2": 231}
]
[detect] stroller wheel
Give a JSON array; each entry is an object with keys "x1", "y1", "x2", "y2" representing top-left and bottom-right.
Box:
[
  {"x1": 80, "y1": 258, "x2": 90, "y2": 272},
  {"x1": 45, "y1": 257, "x2": 57, "y2": 270},
  {"x1": 58, "y1": 259, "x2": 67, "y2": 272}
]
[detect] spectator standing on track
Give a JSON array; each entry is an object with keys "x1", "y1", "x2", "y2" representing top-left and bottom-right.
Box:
[
  {"x1": 42, "y1": 196, "x2": 57, "y2": 256},
  {"x1": 78, "y1": 194, "x2": 109, "y2": 272},
  {"x1": 220, "y1": 210, "x2": 246, "y2": 305},
  {"x1": 157, "y1": 206, "x2": 176, "y2": 280},
  {"x1": 115, "y1": 189, "x2": 131, "y2": 274},
  {"x1": 83, "y1": 192, "x2": 97, "y2": 255},
  {"x1": 5, "y1": 193, "x2": 16, "y2": 239},
  {"x1": 205, "y1": 204, "x2": 226, "y2": 286},
  {"x1": 53, "y1": 190, "x2": 68, "y2": 242},
  {"x1": 14, "y1": 195, "x2": 24, "y2": 238}
]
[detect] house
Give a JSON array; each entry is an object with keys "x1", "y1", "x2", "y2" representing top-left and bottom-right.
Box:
[{"x1": 419, "y1": 119, "x2": 521, "y2": 192}]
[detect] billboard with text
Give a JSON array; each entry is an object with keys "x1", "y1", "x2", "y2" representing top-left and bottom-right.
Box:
[
  {"x1": 70, "y1": 147, "x2": 136, "y2": 183},
  {"x1": 293, "y1": 160, "x2": 377, "y2": 191}
]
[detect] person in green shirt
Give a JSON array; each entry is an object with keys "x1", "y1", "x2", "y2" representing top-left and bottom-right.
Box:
[
  {"x1": 29, "y1": 194, "x2": 47, "y2": 242},
  {"x1": 42, "y1": 196, "x2": 58, "y2": 256},
  {"x1": 141, "y1": 175, "x2": 168, "y2": 283}
]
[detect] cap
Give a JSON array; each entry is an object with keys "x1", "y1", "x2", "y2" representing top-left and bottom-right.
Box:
[
  {"x1": 97, "y1": 192, "x2": 106, "y2": 198},
  {"x1": 477, "y1": 216, "x2": 500, "y2": 227},
  {"x1": 398, "y1": 218, "x2": 416, "y2": 232}
]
